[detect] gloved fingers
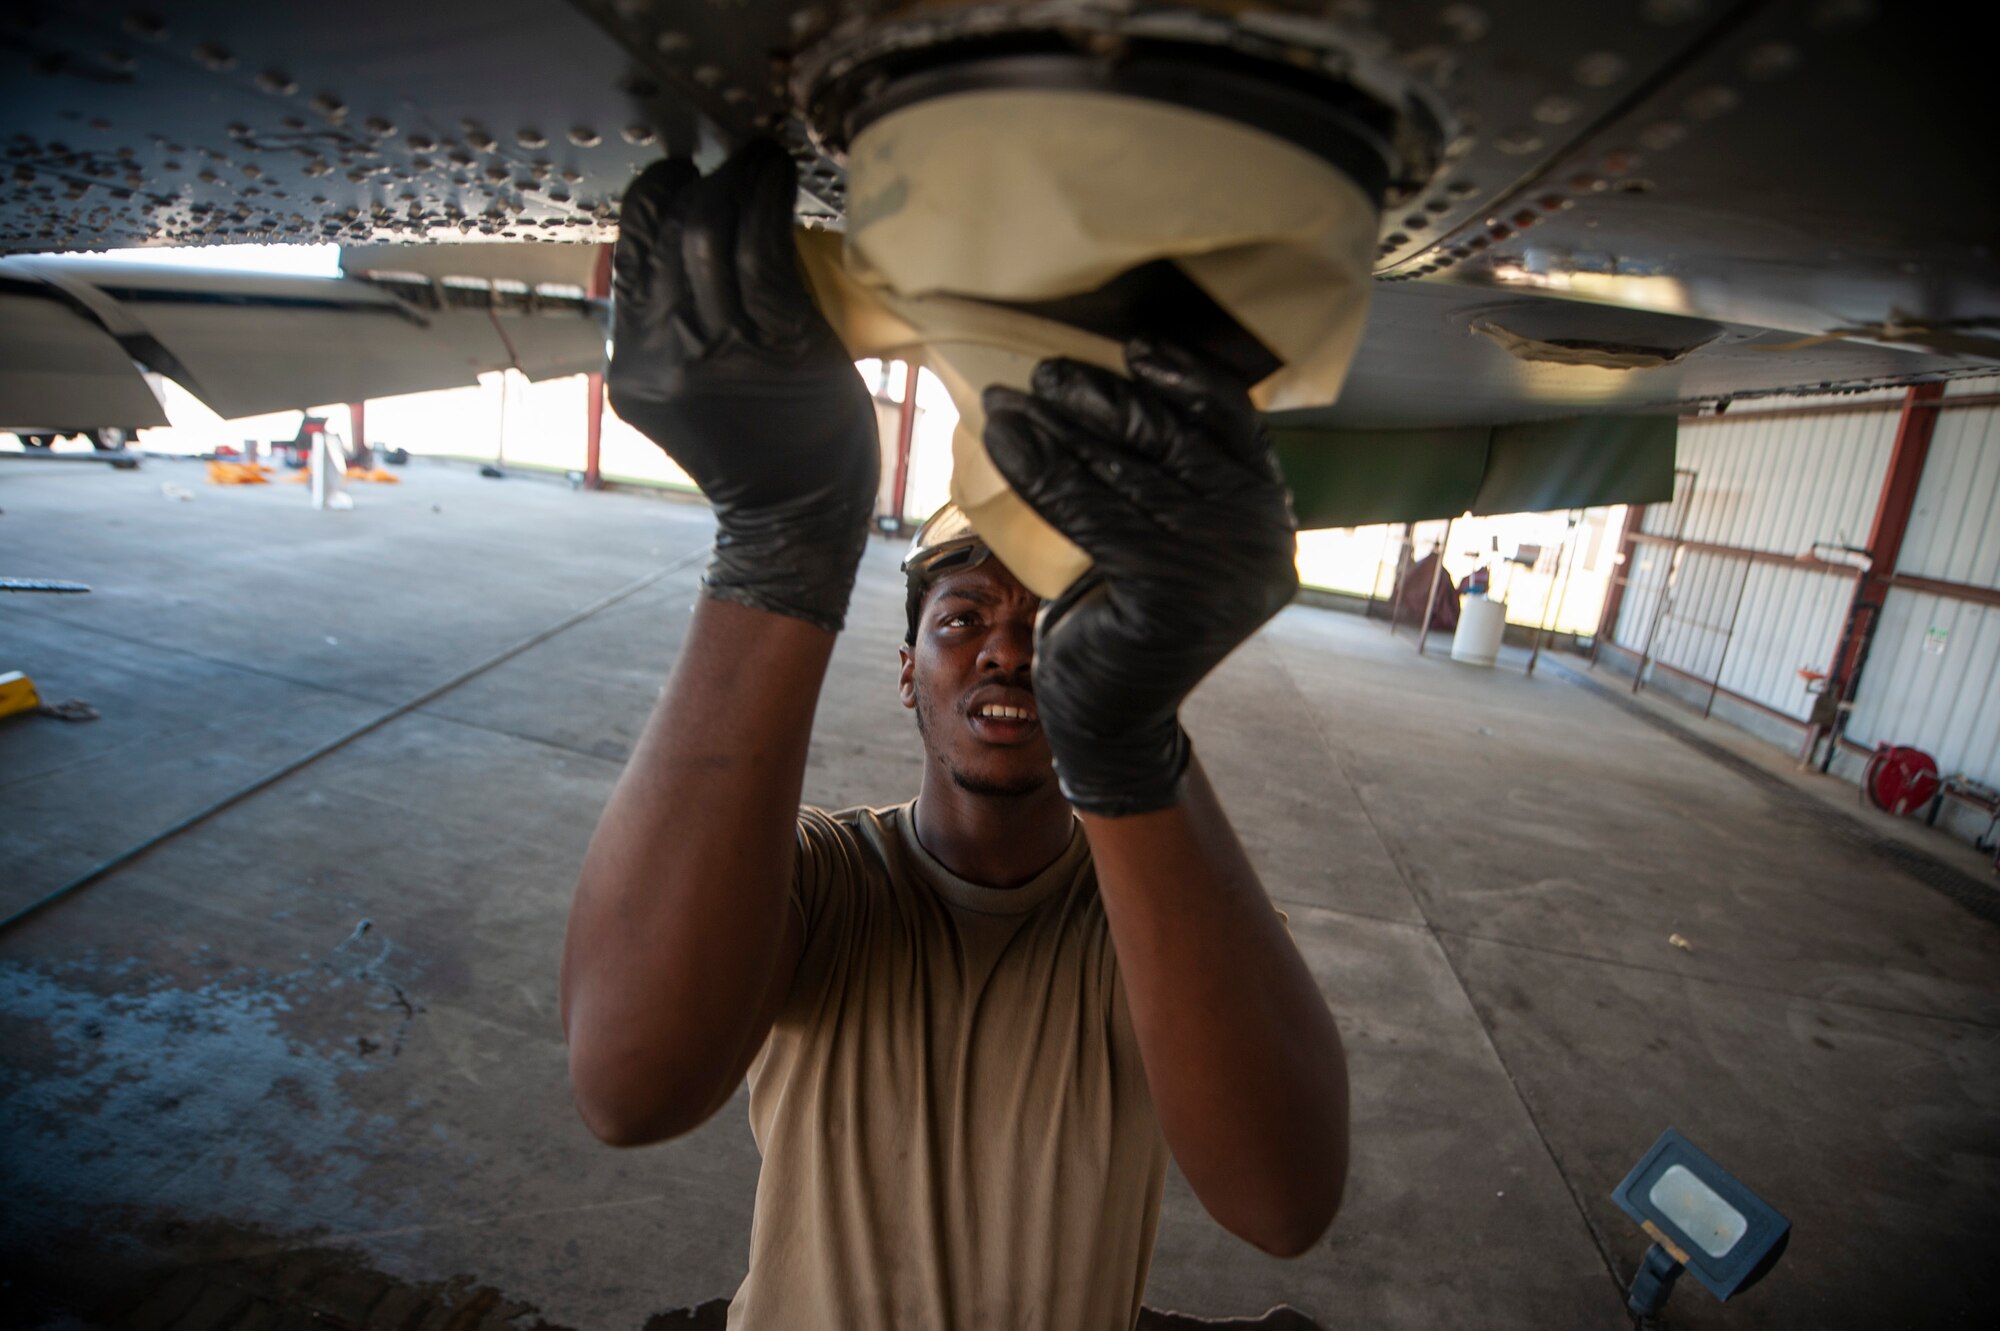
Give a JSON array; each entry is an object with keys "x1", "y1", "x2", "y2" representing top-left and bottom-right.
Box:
[
  {"x1": 681, "y1": 146, "x2": 770, "y2": 346},
  {"x1": 1027, "y1": 359, "x2": 1183, "y2": 466},
  {"x1": 733, "y1": 140, "x2": 820, "y2": 351},
  {"x1": 612, "y1": 157, "x2": 702, "y2": 357},
  {"x1": 984, "y1": 393, "x2": 1168, "y2": 558},
  {"x1": 1125, "y1": 337, "x2": 1276, "y2": 480},
  {"x1": 1032, "y1": 352, "x2": 1269, "y2": 499}
]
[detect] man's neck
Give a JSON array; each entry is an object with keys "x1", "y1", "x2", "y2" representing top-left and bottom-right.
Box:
[{"x1": 912, "y1": 774, "x2": 1076, "y2": 890}]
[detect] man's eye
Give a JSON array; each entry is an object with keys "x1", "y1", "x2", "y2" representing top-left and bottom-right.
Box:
[{"x1": 941, "y1": 613, "x2": 977, "y2": 629}]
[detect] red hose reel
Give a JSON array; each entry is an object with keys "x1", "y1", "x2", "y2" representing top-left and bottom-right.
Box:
[{"x1": 1862, "y1": 745, "x2": 1942, "y2": 816}]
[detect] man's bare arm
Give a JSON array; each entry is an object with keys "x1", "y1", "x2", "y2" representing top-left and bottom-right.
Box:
[
  {"x1": 1084, "y1": 758, "x2": 1347, "y2": 1256},
  {"x1": 559, "y1": 143, "x2": 880, "y2": 1146},
  {"x1": 560, "y1": 598, "x2": 821, "y2": 1144},
  {"x1": 984, "y1": 340, "x2": 1341, "y2": 1255}
]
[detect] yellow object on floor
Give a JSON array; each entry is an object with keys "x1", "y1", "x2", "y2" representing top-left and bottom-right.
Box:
[
  {"x1": 207, "y1": 460, "x2": 272, "y2": 485},
  {"x1": 0, "y1": 670, "x2": 41, "y2": 720},
  {"x1": 346, "y1": 466, "x2": 401, "y2": 483}
]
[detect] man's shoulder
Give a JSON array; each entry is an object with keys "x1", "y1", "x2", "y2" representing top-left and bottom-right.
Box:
[
  {"x1": 798, "y1": 799, "x2": 912, "y2": 841},
  {"x1": 794, "y1": 801, "x2": 914, "y2": 882}
]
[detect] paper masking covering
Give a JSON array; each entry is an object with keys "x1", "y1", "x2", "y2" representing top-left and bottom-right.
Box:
[{"x1": 795, "y1": 89, "x2": 1381, "y2": 599}]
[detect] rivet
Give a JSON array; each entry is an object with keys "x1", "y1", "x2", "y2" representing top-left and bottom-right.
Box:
[
  {"x1": 518, "y1": 127, "x2": 547, "y2": 149},
  {"x1": 1402, "y1": 214, "x2": 1429, "y2": 229},
  {"x1": 256, "y1": 69, "x2": 297, "y2": 96},
  {"x1": 1683, "y1": 85, "x2": 1740, "y2": 119},
  {"x1": 530, "y1": 159, "x2": 553, "y2": 178},
  {"x1": 561, "y1": 167, "x2": 583, "y2": 182},
  {"x1": 1510, "y1": 209, "x2": 1539, "y2": 229},
  {"x1": 693, "y1": 65, "x2": 724, "y2": 88},
  {"x1": 366, "y1": 116, "x2": 397, "y2": 137},
  {"x1": 1386, "y1": 232, "x2": 1409, "y2": 246},
  {"x1": 1639, "y1": 121, "x2": 1685, "y2": 150},
  {"x1": 1601, "y1": 150, "x2": 1641, "y2": 175},
  {"x1": 1572, "y1": 51, "x2": 1627, "y2": 88},
  {"x1": 1494, "y1": 130, "x2": 1542, "y2": 155},
  {"x1": 124, "y1": 12, "x2": 168, "y2": 42},
  {"x1": 411, "y1": 155, "x2": 432, "y2": 171},
  {"x1": 1532, "y1": 95, "x2": 1578, "y2": 125},
  {"x1": 102, "y1": 49, "x2": 137, "y2": 71},
  {"x1": 1810, "y1": 0, "x2": 1876, "y2": 31},
  {"x1": 466, "y1": 129, "x2": 496, "y2": 152},
  {"x1": 1538, "y1": 193, "x2": 1571, "y2": 211},
  {"x1": 789, "y1": 7, "x2": 829, "y2": 42},
  {"x1": 1741, "y1": 42, "x2": 1801, "y2": 80},
  {"x1": 1642, "y1": 0, "x2": 1707, "y2": 22},
  {"x1": 447, "y1": 148, "x2": 474, "y2": 165},
  {"x1": 242, "y1": 164, "x2": 263, "y2": 180},
  {"x1": 1437, "y1": 4, "x2": 1490, "y2": 43},
  {"x1": 568, "y1": 125, "x2": 601, "y2": 147},
  {"x1": 226, "y1": 121, "x2": 250, "y2": 137},
  {"x1": 281, "y1": 115, "x2": 306, "y2": 130},
  {"x1": 654, "y1": 31, "x2": 689, "y2": 55},
  {"x1": 311, "y1": 94, "x2": 348, "y2": 122},
  {"x1": 1569, "y1": 171, "x2": 1606, "y2": 191},
  {"x1": 89, "y1": 117, "x2": 112, "y2": 131},
  {"x1": 193, "y1": 42, "x2": 235, "y2": 71},
  {"x1": 1615, "y1": 178, "x2": 1654, "y2": 194},
  {"x1": 485, "y1": 164, "x2": 510, "y2": 182}
]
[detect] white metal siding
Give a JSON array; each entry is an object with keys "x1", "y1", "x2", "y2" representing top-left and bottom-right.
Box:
[
  {"x1": 1646, "y1": 401, "x2": 1898, "y2": 554},
  {"x1": 1615, "y1": 545, "x2": 1853, "y2": 720},
  {"x1": 1846, "y1": 592, "x2": 2000, "y2": 788},
  {"x1": 1899, "y1": 399, "x2": 2000, "y2": 587}
]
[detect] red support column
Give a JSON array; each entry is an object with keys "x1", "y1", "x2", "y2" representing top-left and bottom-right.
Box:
[
  {"x1": 583, "y1": 243, "x2": 613, "y2": 491},
  {"x1": 890, "y1": 359, "x2": 920, "y2": 529},
  {"x1": 347, "y1": 400, "x2": 366, "y2": 463},
  {"x1": 1834, "y1": 382, "x2": 1945, "y2": 691}
]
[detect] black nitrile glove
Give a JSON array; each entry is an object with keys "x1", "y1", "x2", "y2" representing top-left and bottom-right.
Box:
[
  {"x1": 608, "y1": 141, "x2": 878, "y2": 632},
  {"x1": 982, "y1": 339, "x2": 1299, "y2": 816}
]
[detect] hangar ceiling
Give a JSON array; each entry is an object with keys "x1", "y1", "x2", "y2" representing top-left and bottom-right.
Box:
[{"x1": 2, "y1": 0, "x2": 1995, "y2": 429}]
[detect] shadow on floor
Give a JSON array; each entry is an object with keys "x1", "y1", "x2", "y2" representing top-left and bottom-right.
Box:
[{"x1": 9, "y1": 1215, "x2": 1325, "y2": 1330}]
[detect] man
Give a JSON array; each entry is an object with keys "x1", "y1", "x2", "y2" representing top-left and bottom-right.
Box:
[{"x1": 560, "y1": 141, "x2": 1349, "y2": 1329}]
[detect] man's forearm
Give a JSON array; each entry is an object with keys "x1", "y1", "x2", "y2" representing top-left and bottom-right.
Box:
[
  {"x1": 560, "y1": 595, "x2": 827, "y2": 1144},
  {"x1": 1083, "y1": 756, "x2": 1350, "y2": 1256}
]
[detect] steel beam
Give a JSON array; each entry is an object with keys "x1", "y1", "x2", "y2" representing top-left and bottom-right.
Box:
[{"x1": 582, "y1": 245, "x2": 613, "y2": 491}]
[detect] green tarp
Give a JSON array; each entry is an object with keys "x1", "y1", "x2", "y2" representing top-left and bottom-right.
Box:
[{"x1": 1267, "y1": 414, "x2": 1677, "y2": 530}]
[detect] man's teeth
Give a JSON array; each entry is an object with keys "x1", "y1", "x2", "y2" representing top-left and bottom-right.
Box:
[{"x1": 977, "y1": 704, "x2": 1035, "y2": 721}]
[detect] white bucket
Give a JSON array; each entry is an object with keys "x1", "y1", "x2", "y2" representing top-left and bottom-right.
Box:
[{"x1": 1451, "y1": 596, "x2": 1508, "y2": 667}]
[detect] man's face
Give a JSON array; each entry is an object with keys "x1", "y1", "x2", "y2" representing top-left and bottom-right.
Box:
[{"x1": 898, "y1": 559, "x2": 1053, "y2": 798}]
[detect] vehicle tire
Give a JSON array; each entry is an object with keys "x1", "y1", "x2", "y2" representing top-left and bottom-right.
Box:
[{"x1": 90, "y1": 427, "x2": 130, "y2": 451}]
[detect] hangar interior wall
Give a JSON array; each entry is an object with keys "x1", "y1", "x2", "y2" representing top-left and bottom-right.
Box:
[{"x1": 1609, "y1": 377, "x2": 2000, "y2": 837}]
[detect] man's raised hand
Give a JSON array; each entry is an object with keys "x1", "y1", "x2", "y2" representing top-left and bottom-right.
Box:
[
  {"x1": 608, "y1": 140, "x2": 878, "y2": 633},
  {"x1": 982, "y1": 339, "x2": 1299, "y2": 816}
]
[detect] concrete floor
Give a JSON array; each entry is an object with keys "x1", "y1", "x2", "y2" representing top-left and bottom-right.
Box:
[{"x1": 3, "y1": 456, "x2": 1996, "y2": 1330}]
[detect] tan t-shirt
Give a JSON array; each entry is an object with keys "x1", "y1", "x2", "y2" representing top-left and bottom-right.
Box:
[{"x1": 727, "y1": 802, "x2": 1168, "y2": 1330}]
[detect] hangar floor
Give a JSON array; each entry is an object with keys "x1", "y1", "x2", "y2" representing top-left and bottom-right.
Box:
[{"x1": 3, "y1": 457, "x2": 1995, "y2": 1330}]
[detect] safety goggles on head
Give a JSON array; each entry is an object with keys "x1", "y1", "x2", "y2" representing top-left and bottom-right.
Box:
[{"x1": 901, "y1": 502, "x2": 991, "y2": 584}]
